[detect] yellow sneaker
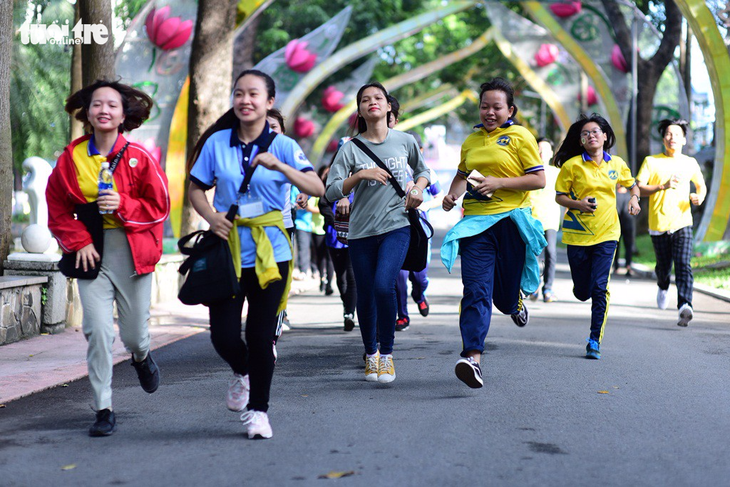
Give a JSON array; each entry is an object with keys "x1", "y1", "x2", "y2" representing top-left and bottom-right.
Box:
[
  {"x1": 365, "y1": 351, "x2": 379, "y2": 382},
  {"x1": 377, "y1": 354, "x2": 395, "y2": 383}
]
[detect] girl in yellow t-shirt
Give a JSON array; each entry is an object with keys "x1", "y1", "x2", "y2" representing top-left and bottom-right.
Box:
[
  {"x1": 636, "y1": 118, "x2": 706, "y2": 327},
  {"x1": 442, "y1": 78, "x2": 546, "y2": 389},
  {"x1": 554, "y1": 113, "x2": 640, "y2": 360}
]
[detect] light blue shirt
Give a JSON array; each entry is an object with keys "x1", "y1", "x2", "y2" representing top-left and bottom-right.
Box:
[
  {"x1": 440, "y1": 207, "x2": 547, "y2": 294},
  {"x1": 190, "y1": 127, "x2": 314, "y2": 267}
]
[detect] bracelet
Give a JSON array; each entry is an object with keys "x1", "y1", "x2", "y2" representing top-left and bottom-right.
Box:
[
  {"x1": 410, "y1": 188, "x2": 421, "y2": 196},
  {"x1": 631, "y1": 194, "x2": 640, "y2": 202}
]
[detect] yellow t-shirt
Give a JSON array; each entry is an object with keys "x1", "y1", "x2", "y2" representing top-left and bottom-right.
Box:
[
  {"x1": 72, "y1": 139, "x2": 121, "y2": 229},
  {"x1": 529, "y1": 164, "x2": 562, "y2": 231},
  {"x1": 458, "y1": 123, "x2": 543, "y2": 215},
  {"x1": 636, "y1": 153, "x2": 705, "y2": 233},
  {"x1": 555, "y1": 152, "x2": 635, "y2": 246}
]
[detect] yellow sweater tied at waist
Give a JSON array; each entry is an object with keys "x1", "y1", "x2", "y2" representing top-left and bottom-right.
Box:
[{"x1": 227, "y1": 210, "x2": 293, "y2": 314}]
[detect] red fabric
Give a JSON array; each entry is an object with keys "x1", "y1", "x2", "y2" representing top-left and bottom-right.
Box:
[{"x1": 46, "y1": 134, "x2": 170, "y2": 275}]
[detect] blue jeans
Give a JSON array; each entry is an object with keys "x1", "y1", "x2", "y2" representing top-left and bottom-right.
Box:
[{"x1": 348, "y1": 226, "x2": 410, "y2": 355}]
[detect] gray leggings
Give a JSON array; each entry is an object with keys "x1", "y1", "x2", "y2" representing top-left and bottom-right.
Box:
[{"x1": 77, "y1": 228, "x2": 152, "y2": 411}]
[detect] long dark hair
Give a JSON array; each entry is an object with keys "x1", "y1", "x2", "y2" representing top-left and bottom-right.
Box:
[
  {"x1": 186, "y1": 69, "x2": 276, "y2": 173},
  {"x1": 65, "y1": 78, "x2": 153, "y2": 134},
  {"x1": 479, "y1": 77, "x2": 519, "y2": 120},
  {"x1": 553, "y1": 113, "x2": 615, "y2": 168},
  {"x1": 388, "y1": 94, "x2": 400, "y2": 127},
  {"x1": 354, "y1": 81, "x2": 390, "y2": 134}
]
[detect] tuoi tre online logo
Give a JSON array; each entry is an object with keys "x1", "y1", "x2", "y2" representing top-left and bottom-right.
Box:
[{"x1": 20, "y1": 20, "x2": 109, "y2": 45}]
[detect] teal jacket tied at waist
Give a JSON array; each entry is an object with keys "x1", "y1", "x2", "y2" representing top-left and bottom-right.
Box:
[{"x1": 440, "y1": 207, "x2": 547, "y2": 295}]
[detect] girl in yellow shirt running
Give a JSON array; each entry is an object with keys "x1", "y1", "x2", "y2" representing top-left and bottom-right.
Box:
[
  {"x1": 636, "y1": 118, "x2": 706, "y2": 327},
  {"x1": 554, "y1": 114, "x2": 640, "y2": 359}
]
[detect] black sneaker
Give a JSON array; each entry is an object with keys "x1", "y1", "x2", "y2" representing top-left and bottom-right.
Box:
[
  {"x1": 417, "y1": 298, "x2": 430, "y2": 317},
  {"x1": 395, "y1": 317, "x2": 410, "y2": 331},
  {"x1": 455, "y1": 357, "x2": 483, "y2": 388},
  {"x1": 343, "y1": 313, "x2": 355, "y2": 332},
  {"x1": 510, "y1": 301, "x2": 529, "y2": 327},
  {"x1": 131, "y1": 352, "x2": 160, "y2": 393},
  {"x1": 89, "y1": 408, "x2": 116, "y2": 437}
]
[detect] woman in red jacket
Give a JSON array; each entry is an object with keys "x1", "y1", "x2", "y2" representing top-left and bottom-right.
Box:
[{"x1": 46, "y1": 79, "x2": 170, "y2": 437}]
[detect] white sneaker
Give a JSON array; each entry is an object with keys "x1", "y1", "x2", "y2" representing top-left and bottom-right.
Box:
[
  {"x1": 240, "y1": 410, "x2": 273, "y2": 439},
  {"x1": 226, "y1": 374, "x2": 250, "y2": 412},
  {"x1": 677, "y1": 304, "x2": 694, "y2": 327},
  {"x1": 657, "y1": 288, "x2": 668, "y2": 310}
]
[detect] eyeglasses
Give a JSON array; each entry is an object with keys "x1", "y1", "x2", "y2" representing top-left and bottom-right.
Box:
[{"x1": 580, "y1": 128, "x2": 603, "y2": 138}]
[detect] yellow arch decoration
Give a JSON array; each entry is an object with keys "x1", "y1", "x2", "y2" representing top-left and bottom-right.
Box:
[
  {"x1": 396, "y1": 90, "x2": 479, "y2": 132},
  {"x1": 521, "y1": 1, "x2": 628, "y2": 160},
  {"x1": 673, "y1": 0, "x2": 730, "y2": 241}
]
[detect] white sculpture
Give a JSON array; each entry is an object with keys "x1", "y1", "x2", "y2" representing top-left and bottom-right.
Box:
[{"x1": 9, "y1": 157, "x2": 59, "y2": 259}]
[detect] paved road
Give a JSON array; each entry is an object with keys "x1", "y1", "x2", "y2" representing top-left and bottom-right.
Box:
[{"x1": 2, "y1": 245, "x2": 730, "y2": 486}]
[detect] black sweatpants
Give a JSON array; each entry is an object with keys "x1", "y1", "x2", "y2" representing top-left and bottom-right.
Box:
[{"x1": 208, "y1": 262, "x2": 289, "y2": 412}]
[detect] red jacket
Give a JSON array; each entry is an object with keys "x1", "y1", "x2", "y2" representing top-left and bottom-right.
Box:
[{"x1": 46, "y1": 134, "x2": 170, "y2": 275}]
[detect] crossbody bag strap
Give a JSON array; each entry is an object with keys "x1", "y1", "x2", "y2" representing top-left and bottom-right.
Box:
[
  {"x1": 228, "y1": 131, "x2": 278, "y2": 218},
  {"x1": 350, "y1": 138, "x2": 406, "y2": 199},
  {"x1": 238, "y1": 132, "x2": 278, "y2": 194},
  {"x1": 108, "y1": 142, "x2": 130, "y2": 173}
]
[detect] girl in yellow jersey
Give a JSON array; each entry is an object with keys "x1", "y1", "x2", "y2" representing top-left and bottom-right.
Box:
[
  {"x1": 554, "y1": 114, "x2": 641, "y2": 359},
  {"x1": 441, "y1": 78, "x2": 546, "y2": 389},
  {"x1": 636, "y1": 119, "x2": 706, "y2": 327}
]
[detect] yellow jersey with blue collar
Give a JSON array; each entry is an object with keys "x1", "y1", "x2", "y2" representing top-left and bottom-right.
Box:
[
  {"x1": 458, "y1": 121, "x2": 543, "y2": 215},
  {"x1": 72, "y1": 135, "x2": 121, "y2": 229},
  {"x1": 555, "y1": 151, "x2": 635, "y2": 246}
]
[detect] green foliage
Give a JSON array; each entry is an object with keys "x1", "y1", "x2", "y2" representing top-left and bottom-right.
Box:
[
  {"x1": 11, "y1": 0, "x2": 73, "y2": 173},
  {"x1": 255, "y1": 0, "x2": 523, "y2": 131}
]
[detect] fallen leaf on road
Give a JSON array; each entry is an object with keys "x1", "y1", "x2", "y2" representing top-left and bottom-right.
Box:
[
  {"x1": 61, "y1": 464, "x2": 76, "y2": 471},
  {"x1": 598, "y1": 391, "x2": 609, "y2": 394},
  {"x1": 0, "y1": 404, "x2": 6, "y2": 408},
  {"x1": 318, "y1": 471, "x2": 355, "y2": 479},
  {"x1": 28, "y1": 354, "x2": 33, "y2": 358},
  {"x1": 61, "y1": 384, "x2": 69, "y2": 387},
  {"x1": 301, "y1": 395, "x2": 308, "y2": 397}
]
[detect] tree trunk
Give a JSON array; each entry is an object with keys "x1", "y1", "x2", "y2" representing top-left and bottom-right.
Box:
[
  {"x1": 0, "y1": 0, "x2": 13, "y2": 272},
  {"x1": 601, "y1": 0, "x2": 683, "y2": 165},
  {"x1": 79, "y1": 0, "x2": 115, "y2": 87},
  {"x1": 70, "y1": 1, "x2": 84, "y2": 140},
  {"x1": 180, "y1": 0, "x2": 238, "y2": 237},
  {"x1": 232, "y1": 14, "x2": 261, "y2": 82}
]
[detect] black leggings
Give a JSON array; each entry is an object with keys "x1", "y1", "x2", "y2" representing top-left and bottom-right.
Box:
[
  {"x1": 208, "y1": 262, "x2": 289, "y2": 412},
  {"x1": 312, "y1": 234, "x2": 334, "y2": 285},
  {"x1": 328, "y1": 247, "x2": 357, "y2": 315}
]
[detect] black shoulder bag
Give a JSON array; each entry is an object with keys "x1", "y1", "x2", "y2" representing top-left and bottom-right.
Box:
[
  {"x1": 350, "y1": 138, "x2": 433, "y2": 272},
  {"x1": 177, "y1": 132, "x2": 277, "y2": 306},
  {"x1": 58, "y1": 142, "x2": 130, "y2": 279}
]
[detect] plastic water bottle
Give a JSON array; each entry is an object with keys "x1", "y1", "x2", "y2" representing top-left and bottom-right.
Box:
[{"x1": 98, "y1": 162, "x2": 113, "y2": 214}]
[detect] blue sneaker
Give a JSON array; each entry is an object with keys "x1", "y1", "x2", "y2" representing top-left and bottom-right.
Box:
[{"x1": 585, "y1": 339, "x2": 601, "y2": 359}]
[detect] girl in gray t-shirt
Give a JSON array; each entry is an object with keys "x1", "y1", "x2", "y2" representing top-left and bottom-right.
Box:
[{"x1": 325, "y1": 82, "x2": 430, "y2": 385}]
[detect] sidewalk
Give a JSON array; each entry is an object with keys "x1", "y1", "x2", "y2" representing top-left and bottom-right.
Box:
[{"x1": 0, "y1": 276, "x2": 319, "y2": 405}]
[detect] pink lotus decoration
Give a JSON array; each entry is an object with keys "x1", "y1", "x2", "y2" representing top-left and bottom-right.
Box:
[
  {"x1": 578, "y1": 86, "x2": 598, "y2": 106},
  {"x1": 550, "y1": 1, "x2": 582, "y2": 18},
  {"x1": 139, "y1": 138, "x2": 162, "y2": 163},
  {"x1": 294, "y1": 117, "x2": 315, "y2": 138},
  {"x1": 326, "y1": 139, "x2": 339, "y2": 153},
  {"x1": 285, "y1": 39, "x2": 317, "y2": 73},
  {"x1": 322, "y1": 86, "x2": 345, "y2": 113},
  {"x1": 145, "y1": 6, "x2": 193, "y2": 51},
  {"x1": 534, "y1": 44, "x2": 559, "y2": 67},
  {"x1": 611, "y1": 45, "x2": 630, "y2": 73}
]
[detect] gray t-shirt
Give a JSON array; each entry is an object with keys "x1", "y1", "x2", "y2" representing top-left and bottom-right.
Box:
[{"x1": 325, "y1": 130, "x2": 430, "y2": 240}]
